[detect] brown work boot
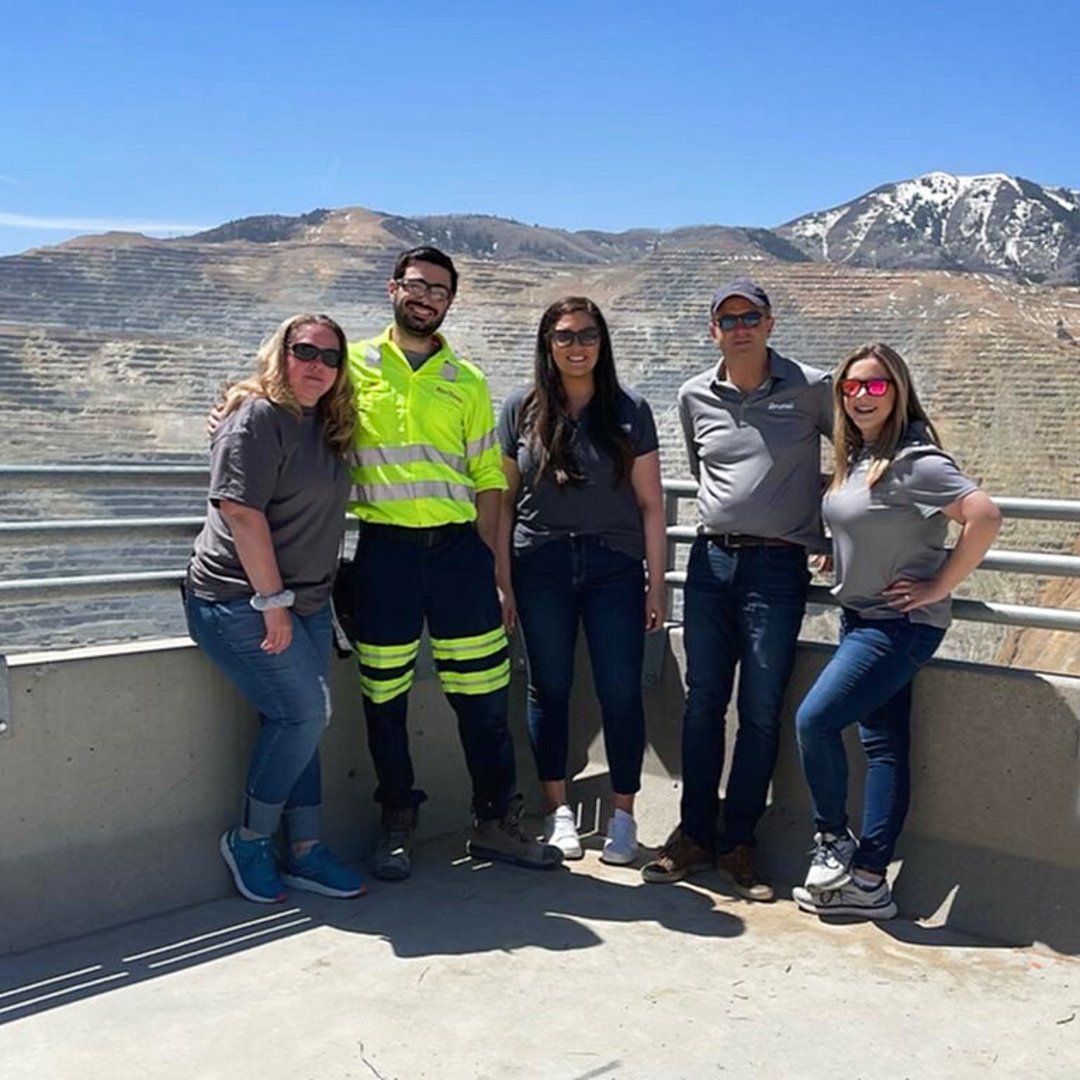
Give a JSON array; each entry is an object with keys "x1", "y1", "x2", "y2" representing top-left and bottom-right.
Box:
[
  {"x1": 717, "y1": 843, "x2": 774, "y2": 901},
  {"x1": 640, "y1": 828, "x2": 715, "y2": 884},
  {"x1": 467, "y1": 795, "x2": 563, "y2": 870}
]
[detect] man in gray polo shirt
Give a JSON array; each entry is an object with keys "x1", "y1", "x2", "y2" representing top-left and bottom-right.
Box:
[{"x1": 642, "y1": 278, "x2": 832, "y2": 899}]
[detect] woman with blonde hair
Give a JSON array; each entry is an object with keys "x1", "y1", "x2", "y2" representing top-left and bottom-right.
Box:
[
  {"x1": 792, "y1": 342, "x2": 1000, "y2": 919},
  {"x1": 186, "y1": 314, "x2": 364, "y2": 902}
]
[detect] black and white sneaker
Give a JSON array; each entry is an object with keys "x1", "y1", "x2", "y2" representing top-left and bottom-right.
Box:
[
  {"x1": 804, "y1": 829, "x2": 858, "y2": 890},
  {"x1": 793, "y1": 878, "x2": 897, "y2": 921}
]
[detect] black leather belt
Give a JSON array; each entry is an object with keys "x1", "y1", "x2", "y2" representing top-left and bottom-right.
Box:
[
  {"x1": 706, "y1": 533, "x2": 802, "y2": 549},
  {"x1": 363, "y1": 523, "x2": 472, "y2": 548}
]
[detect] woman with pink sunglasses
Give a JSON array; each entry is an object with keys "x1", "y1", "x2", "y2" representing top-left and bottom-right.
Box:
[{"x1": 791, "y1": 343, "x2": 1000, "y2": 920}]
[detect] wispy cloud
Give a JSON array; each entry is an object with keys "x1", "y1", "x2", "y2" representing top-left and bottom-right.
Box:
[
  {"x1": 0, "y1": 211, "x2": 210, "y2": 235},
  {"x1": 0, "y1": 176, "x2": 17, "y2": 186}
]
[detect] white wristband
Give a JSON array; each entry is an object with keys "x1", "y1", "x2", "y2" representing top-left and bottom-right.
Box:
[{"x1": 250, "y1": 589, "x2": 295, "y2": 611}]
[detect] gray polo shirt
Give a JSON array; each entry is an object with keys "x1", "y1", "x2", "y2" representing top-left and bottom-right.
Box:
[
  {"x1": 187, "y1": 396, "x2": 350, "y2": 616},
  {"x1": 498, "y1": 384, "x2": 659, "y2": 560},
  {"x1": 678, "y1": 348, "x2": 833, "y2": 550},
  {"x1": 823, "y1": 424, "x2": 978, "y2": 628}
]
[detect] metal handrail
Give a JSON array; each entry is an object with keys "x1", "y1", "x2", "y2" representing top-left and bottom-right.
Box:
[
  {"x1": 0, "y1": 471, "x2": 1075, "y2": 635},
  {"x1": 663, "y1": 478, "x2": 1080, "y2": 523},
  {"x1": 661, "y1": 478, "x2": 1080, "y2": 633}
]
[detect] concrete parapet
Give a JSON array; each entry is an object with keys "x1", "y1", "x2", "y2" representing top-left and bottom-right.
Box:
[{"x1": 1, "y1": 633, "x2": 1077, "y2": 955}]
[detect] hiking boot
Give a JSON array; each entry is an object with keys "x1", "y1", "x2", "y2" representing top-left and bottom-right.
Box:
[
  {"x1": 717, "y1": 844, "x2": 774, "y2": 901},
  {"x1": 542, "y1": 804, "x2": 584, "y2": 860},
  {"x1": 371, "y1": 804, "x2": 418, "y2": 881},
  {"x1": 283, "y1": 843, "x2": 367, "y2": 898},
  {"x1": 219, "y1": 828, "x2": 285, "y2": 904},
  {"x1": 640, "y1": 828, "x2": 714, "y2": 883},
  {"x1": 804, "y1": 829, "x2": 858, "y2": 891},
  {"x1": 467, "y1": 795, "x2": 563, "y2": 869},
  {"x1": 600, "y1": 808, "x2": 639, "y2": 866},
  {"x1": 793, "y1": 877, "x2": 897, "y2": 920}
]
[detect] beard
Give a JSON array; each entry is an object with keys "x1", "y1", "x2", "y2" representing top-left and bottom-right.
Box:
[{"x1": 393, "y1": 295, "x2": 446, "y2": 337}]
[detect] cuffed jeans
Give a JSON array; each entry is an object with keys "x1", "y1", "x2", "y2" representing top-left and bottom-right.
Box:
[
  {"x1": 512, "y1": 535, "x2": 646, "y2": 796},
  {"x1": 185, "y1": 594, "x2": 332, "y2": 841},
  {"x1": 795, "y1": 609, "x2": 945, "y2": 873},
  {"x1": 679, "y1": 537, "x2": 809, "y2": 851}
]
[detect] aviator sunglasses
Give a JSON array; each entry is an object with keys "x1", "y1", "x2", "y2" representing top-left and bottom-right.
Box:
[
  {"x1": 715, "y1": 311, "x2": 765, "y2": 331},
  {"x1": 840, "y1": 377, "x2": 893, "y2": 398},
  {"x1": 289, "y1": 342, "x2": 343, "y2": 369},
  {"x1": 551, "y1": 327, "x2": 601, "y2": 347}
]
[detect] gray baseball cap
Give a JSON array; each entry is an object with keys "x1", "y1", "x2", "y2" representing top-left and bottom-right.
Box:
[{"x1": 711, "y1": 278, "x2": 771, "y2": 314}]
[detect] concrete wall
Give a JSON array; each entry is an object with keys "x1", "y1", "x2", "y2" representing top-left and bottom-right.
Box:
[{"x1": 2, "y1": 632, "x2": 1078, "y2": 955}]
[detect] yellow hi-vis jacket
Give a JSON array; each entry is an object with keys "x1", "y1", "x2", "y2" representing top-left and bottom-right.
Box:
[{"x1": 346, "y1": 326, "x2": 507, "y2": 526}]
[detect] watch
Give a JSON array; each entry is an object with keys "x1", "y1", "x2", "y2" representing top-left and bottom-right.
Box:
[{"x1": 250, "y1": 589, "x2": 296, "y2": 611}]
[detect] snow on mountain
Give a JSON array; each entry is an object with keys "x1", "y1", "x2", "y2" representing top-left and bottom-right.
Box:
[{"x1": 777, "y1": 172, "x2": 1080, "y2": 284}]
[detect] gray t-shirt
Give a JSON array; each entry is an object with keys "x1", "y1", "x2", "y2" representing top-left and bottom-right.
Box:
[
  {"x1": 678, "y1": 349, "x2": 833, "y2": 550},
  {"x1": 187, "y1": 396, "x2": 350, "y2": 616},
  {"x1": 823, "y1": 424, "x2": 979, "y2": 628},
  {"x1": 498, "y1": 384, "x2": 659, "y2": 560}
]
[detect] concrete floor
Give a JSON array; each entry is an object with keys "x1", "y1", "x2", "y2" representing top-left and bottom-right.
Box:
[{"x1": 1, "y1": 834, "x2": 1077, "y2": 1080}]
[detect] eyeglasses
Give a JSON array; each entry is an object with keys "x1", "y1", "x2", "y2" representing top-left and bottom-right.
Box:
[
  {"x1": 715, "y1": 311, "x2": 765, "y2": 331},
  {"x1": 840, "y1": 377, "x2": 893, "y2": 398},
  {"x1": 394, "y1": 277, "x2": 453, "y2": 304},
  {"x1": 289, "y1": 342, "x2": 343, "y2": 369},
  {"x1": 551, "y1": 327, "x2": 601, "y2": 348}
]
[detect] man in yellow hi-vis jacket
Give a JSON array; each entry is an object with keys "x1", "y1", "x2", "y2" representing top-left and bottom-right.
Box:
[{"x1": 346, "y1": 246, "x2": 561, "y2": 879}]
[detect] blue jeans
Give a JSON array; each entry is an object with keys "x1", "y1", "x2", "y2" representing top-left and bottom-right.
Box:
[
  {"x1": 680, "y1": 537, "x2": 809, "y2": 851},
  {"x1": 512, "y1": 536, "x2": 646, "y2": 795},
  {"x1": 185, "y1": 594, "x2": 333, "y2": 841},
  {"x1": 795, "y1": 609, "x2": 945, "y2": 873}
]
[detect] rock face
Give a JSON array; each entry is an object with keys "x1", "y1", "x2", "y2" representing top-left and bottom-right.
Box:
[
  {"x1": 778, "y1": 172, "x2": 1080, "y2": 284},
  {"x1": 1, "y1": 182, "x2": 1078, "y2": 660}
]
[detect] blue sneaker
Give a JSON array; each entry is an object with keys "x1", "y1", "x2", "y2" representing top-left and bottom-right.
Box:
[
  {"x1": 283, "y1": 844, "x2": 367, "y2": 898},
  {"x1": 219, "y1": 829, "x2": 286, "y2": 904}
]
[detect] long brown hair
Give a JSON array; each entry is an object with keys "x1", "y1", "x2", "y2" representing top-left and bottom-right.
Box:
[
  {"x1": 522, "y1": 297, "x2": 634, "y2": 487},
  {"x1": 829, "y1": 342, "x2": 942, "y2": 490},
  {"x1": 222, "y1": 314, "x2": 357, "y2": 455}
]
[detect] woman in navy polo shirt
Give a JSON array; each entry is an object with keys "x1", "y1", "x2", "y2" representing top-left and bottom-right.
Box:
[
  {"x1": 792, "y1": 342, "x2": 1000, "y2": 919},
  {"x1": 496, "y1": 297, "x2": 666, "y2": 865}
]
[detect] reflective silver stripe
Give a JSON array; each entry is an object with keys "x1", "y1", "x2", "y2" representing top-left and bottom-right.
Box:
[
  {"x1": 364, "y1": 345, "x2": 382, "y2": 367},
  {"x1": 350, "y1": 479, "x2": 474, "y2": 503},
  {"x1": 352, "y1": 444, "x2": 467, "y2": 472},
  {"x1": 464, "y1": 430, "x2": 498, "y2": 459},
  {"x1": 440, "y1": 362, "x2": 458, "y2": 382}
]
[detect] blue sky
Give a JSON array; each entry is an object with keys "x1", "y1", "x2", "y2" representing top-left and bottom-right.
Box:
[{"x1": 1, "y1": 0, "x2": 1076, "y2": 256}]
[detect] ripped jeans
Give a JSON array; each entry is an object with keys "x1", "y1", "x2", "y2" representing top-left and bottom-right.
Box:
[{"x1": 185, "y1": 595, "x2": 333, "y2": 841}]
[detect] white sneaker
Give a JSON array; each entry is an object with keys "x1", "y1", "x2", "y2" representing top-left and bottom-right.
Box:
[
  {"x1": 793, "y1": 877, "x2": 897, "y2": 921},
  {"x1": 542, "y1": 805, "x2": 583, "y2": 860},
  {"x1": 804, "y1": 829, "x2": 858, "y2": 890},
  {"x1": 600, "y1": 808, "x2": 638, "y2": 865}
]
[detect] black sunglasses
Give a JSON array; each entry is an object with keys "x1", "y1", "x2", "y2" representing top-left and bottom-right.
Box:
[
  {"x1": 289, "y1": 342, "x2": 343, "y2": 369},
  {"x1": 715, "y1": 311, "x2": 765, "y2": 331},
  {"x1": 551, "y1": 327, "x2": 601, "y2": 347}
]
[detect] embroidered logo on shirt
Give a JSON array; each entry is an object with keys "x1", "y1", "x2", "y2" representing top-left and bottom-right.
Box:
[{"x1": 767, "y1": 402, "x2": 795, "y2": 411}]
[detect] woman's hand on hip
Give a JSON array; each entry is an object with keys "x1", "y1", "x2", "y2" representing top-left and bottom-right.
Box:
[{"x1": 883, "y1": 577, "x2": 947, "y2": 613}]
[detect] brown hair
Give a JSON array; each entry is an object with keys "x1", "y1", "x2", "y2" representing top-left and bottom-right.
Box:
[
  {"x1": 829, "y1": 342, "x2": 941, "y2": 490},
  {"x1": 522, "y1": 296, "x2": 633, "y2": 487}
]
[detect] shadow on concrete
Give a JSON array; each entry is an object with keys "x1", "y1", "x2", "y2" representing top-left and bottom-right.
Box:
[{"x1": 0, "y1": 834, "x2": 744, "y2": 1024}]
